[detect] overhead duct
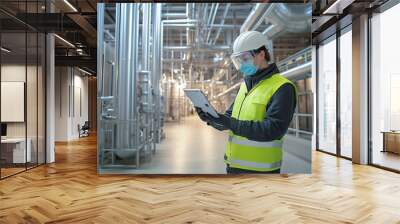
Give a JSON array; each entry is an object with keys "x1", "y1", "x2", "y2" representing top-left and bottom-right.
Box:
[
  {"x1": 241, "y1": 3, "x2": 311, "y2": 39},
  {"x1": 240, "y1": 3, "x2": 269, "y2": 33},
  {"x1": 262, "y1": 4, "x2": 311, "y2": 39},
  {"x1": 280, "y1": 61, "x2": 311, "y2": 80}
]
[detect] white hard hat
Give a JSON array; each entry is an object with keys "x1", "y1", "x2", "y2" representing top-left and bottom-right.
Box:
[{"x1": 232, "y1": 31, "x2": 268, "y2": 54}]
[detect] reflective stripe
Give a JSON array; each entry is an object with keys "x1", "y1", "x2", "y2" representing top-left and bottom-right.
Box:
[
  {"x1": 229, "y1": 159, "x2": 282, "y2": 169},
  {"x1": 228, "y1": 135, "x2": 283, "y2": 148}
]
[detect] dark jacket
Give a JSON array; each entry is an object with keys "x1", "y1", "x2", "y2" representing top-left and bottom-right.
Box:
[{"x1": 225, "y1": 63, "x2": 297, "y2": 142}]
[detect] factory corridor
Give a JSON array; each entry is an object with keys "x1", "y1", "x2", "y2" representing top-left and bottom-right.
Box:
[
  {"x1": 132, "y1": 116, "x2": 227, "y2": 174},
  {"x1": 96, "y1": 3, "x2": 314, "y2": 174},
  {"x1": 105, "y1": 116, "x2": 311, "y2": 174}
]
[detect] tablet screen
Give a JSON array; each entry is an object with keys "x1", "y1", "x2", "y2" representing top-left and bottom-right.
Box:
[{"x1": 184, "y1": 89, "x2": 219, "y2": 118}]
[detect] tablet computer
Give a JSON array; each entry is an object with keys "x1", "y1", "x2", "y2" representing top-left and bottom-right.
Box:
[{"x1": 184, "y1": 89, "x2": 219, "y2": 118}]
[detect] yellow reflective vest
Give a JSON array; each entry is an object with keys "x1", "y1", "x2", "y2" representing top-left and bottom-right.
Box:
[{"x1": 225, "y1": 73, "x2": 296, "y2": 172}]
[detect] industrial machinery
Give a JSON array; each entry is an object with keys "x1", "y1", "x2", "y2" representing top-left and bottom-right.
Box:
[
  {"x1": 97, "y1": 3, "x2": 312, "y2": 172},
  {"x1": 97, "y1": 3, "x2": 163, "y2": 170}
]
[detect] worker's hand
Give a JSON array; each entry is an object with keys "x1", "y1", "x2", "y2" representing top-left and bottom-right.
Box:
[
  {"x1": 205, "y1": 112, "x2": 232, "y2": 130},
  {"x1": 206, "y1": 121, "x2": 228, "y2": 131},
  {"x1": 195, "y1": 107, "x2": 210, "y2": 122}
]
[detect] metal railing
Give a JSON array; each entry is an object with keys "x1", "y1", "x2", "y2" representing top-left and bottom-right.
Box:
[
  {"x1": 278, "y1": 47, "x2": 313, "y2": 140},
  {"x1": 288, "y1": 113, "x2": 313, "y2": 140},
  {"x1": 277, "y1": 47, "x2": 312, "y2": 73}
]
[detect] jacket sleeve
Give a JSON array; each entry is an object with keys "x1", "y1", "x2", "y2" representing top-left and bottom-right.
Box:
[{"x1": 229, "y1": 83, "x2": 297, "y2": 142}]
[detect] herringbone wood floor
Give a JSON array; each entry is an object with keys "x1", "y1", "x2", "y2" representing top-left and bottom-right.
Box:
[{"x1": 1, "y1": 135, "x2": 400, "y2": 224}]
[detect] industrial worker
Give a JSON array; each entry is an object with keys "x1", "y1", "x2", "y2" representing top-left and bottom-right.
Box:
[{"x1": 196, "y1": 31, "x2": 297, "y2": 174}]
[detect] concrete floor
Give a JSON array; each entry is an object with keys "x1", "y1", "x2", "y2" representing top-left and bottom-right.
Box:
[{"x1": 109, "y1": 116, "x2": 311, "y2": 174}]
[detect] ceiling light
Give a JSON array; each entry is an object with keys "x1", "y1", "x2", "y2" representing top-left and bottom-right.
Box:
[
  {"x1": 78, "y1": 67, "x2": 92, "y2": 76},
  {"x1": 54, "y1": 34, "x2": 75, "y2": 48},
  {"x1": 1, "y1": 47, "x2": 11, "y2": 53},
  {"x1": 63, "y1": 0, "x2": 78, "y2": 12},
  {"x1": 322, "y1": 0, "x2": 354, "y2": 15}
]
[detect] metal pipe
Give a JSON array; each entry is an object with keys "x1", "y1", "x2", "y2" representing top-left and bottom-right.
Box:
[
  {"x1": 142, "y1": 4, "x2": 151, "y2": 70},
  {"x1": 277, "y1": 47, "x2": 312, "y2": 67},
  {"x1": 163, "y1": 45, "x2": 231, "y2": 51},
  {"x1": 186, "y1": 3, "x2": 193, "y2": 60},
  {"x1": 132, "y1": 4, "x2": 140, "y2": 122},
  {"x1": 141, "y1": 4, "x2": 152, "y2": 155},
  {"x1": 164, "y1": 46, "x2": 192, "y2": 50},
  {"x1": 206, "y1": 4, "x2": 215, "y2": 27},
  {"x1": 163, "y1": 19, "x2": 197, "y2": 23},
  {"x1": 202, "y1": 3, "x2": 208, "y2": 24},
  {"x1": 212, "y1": 3, "x2": 231, "y2": 45},
  {"x1": 240, "y1": 3, "x2": 268, "y2": 33},
  {"x1": 133, "y1": 4, "x2": 140, "y2": 153},
  {"x1": 117, "y1": 3, "x2": 139, "y2": 150},
  {"x1": 252, "y1": 4, "x2": 274, "y2": 31},
  {"x1": 163, "y1": 58, "x2": 227, "y2": 63},
  {"x1": 115, "y1": 3, "x2": 123, "y2": 151},
  {"x1": 163, "y1": 23, "x2": 241, "y2": 29},
  {"x1": 186, "y1": 3, "x2": 190, "y2": 18},
  {"x1": 280, "y1": 61, "x2": 312, "y2": 80},
  {"x1": 163, "y1": 23, "x2": 197, "y2": 28},
  {"x1": 213, "y1": 81, "x2": 242, "y2": 99},
  {"x1": 242, "y1": 3, "x2": 311, "y2": 36},
  {"x1": 116, "y1": 3, "x2": 139, "y2": 155},
  {"x1": 152, "y1": 3, "x2": 163, "y2": 143},
  {"x1": 206, "y1": 3, "x2": 219, "y2": 44},
  {"x1": 162, "y1": 13, "x2": 187, "y2": 19},
  {"x1": 262, "y1": 4, "x2": 312, "y2": 39}
]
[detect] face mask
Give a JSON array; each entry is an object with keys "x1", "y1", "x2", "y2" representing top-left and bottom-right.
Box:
[{"x1": 240, "y1": 62, "x2": 258, "y2": 76}]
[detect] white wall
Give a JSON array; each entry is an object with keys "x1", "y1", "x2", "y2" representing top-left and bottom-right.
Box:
[
  {"x1": 71, "y1": 73, "x2": 89, "y2": 138},
  {"x1": 1, "y1": 65, "x2": 34, "y2": 138},
  {"x1": 55, "y1": 67, "x2": 69, "y2": 141},
  {"x1": 55, "y1": 67, "x2": 89, "y2": 141},
  {"x1": 1, "y1": 64, "x2": 46, "y2": 164},
  {"x1": 1, "y1": 65, "x2": 26, "y2": 81}
]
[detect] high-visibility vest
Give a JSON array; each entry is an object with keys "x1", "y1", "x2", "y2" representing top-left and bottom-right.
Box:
[{"x1": 225, "y1": 73, "x2": 296, "y2": 172}]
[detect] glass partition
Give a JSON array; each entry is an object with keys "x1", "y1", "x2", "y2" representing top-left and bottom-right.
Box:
[
  {"x1": 0, "y1": 1, "x2": 46, "y2": 179},
  {"x1": 317, "y1": 35, "x2": 337, "y2": 154},
  {"x1": 1, "y1": 31, "x2": 28, "y2": 177},
  {"x1": 371, "y1": 3, "x2": 400, "y2": 171}
]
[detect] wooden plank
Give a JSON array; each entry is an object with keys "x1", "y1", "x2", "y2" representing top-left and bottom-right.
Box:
[{"x1": 0, "y1": 135, "x2": 400, "y2": 223}]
